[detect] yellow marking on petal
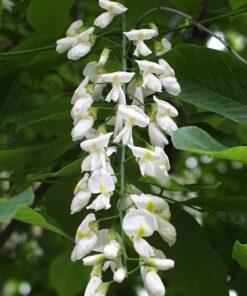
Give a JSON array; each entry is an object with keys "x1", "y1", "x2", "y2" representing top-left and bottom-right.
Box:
[
  {"x1": 76, "y1": 231, "x2": 88, "y2": 239},
  {"x1": 144, "y1": 151, "x2": 152, "y2": 160},
  {"x1": 99, "y1": 184, "x2": 107, "y2": 194},
  {"x1": 161, "y1": 211, "x2": 171, "y2": 221},
  {"x1": 74, "y1": 185, "x2": 82, "y2": 194},
  {"x1": 113, "y1": 75, "x2": 120, "y2": 84},
  {"x1": 108, "y1": 5, "x2": 114, "y2": 13},
  {"x1": 128, "y1": 118, "x2": 136, "y2": 125},
  {"x1": 92, "y1": 142, "x2": 99, "y2": 150},
  {"x1": 137, "y1": 33, "x2": 144, "y2": 41},
  {"x1": 148, "y1": 66, "x2": 154, "y2": 73},
  {"x1": 137, "y1": 225, "x2": 146, "y2": 237},
  {"x1": 146, "y1": 199, "x2": 154, "y2": 212}
]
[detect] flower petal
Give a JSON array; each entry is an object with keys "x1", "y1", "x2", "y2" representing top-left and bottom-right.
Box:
[
  {"x1": 94, "y1": 11, "x2": 115, "y2": 28},
  {"x1": 68, "y1": 43, "x2": 92, "y2": 60}
]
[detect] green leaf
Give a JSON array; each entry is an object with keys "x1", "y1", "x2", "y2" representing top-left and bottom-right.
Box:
[
  {"x1": 163, "y1": 207, "x2": 228, "y2": 296},
  {"x1": 49, "y1": 251, "x2": 89, "y2": 296},
  {"x1": 15, "y1": 97, "x2": 71, "y2": 130},
  {"x1": 27, "y1": 158, "x2": 83, "y2": 182},
  {"x1": 172, "y1": 126, "x2": 247, "y2": 162},
  {"x1": 218, "y1": 213, "x2": 247, "y2": 228},
  {"x1": 232, "y1": 241, "x2": 247, "y2": 269},
  {"x1": 181, "y1": 195, "x2": 247, "y2": 213},
  {"x1": 0, "y1": 137, "x2": 73, "y2": 171},
  {"x1": 229, "y1": 0, "x2": 247, "y2": 9},
  {"x1": 0, "y1": 187, "x2": 35, "y2": 223},
  {"x1": 165, "y1": 44, "x2": 247, "y2": 123},
  {"x1": 139, "y1": 176, "x2": 220, "y2": 192},
  {"x1": 27, "y1": 0, "x2": 76, "y2": 36},
  {"x1": 14, "y1": 206, "x2": 72, "y2": 241}
]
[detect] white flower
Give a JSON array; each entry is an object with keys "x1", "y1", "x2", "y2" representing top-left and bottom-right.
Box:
[
  {"x1": 80, "y1": 132, "x2": 113, "y2": 172},
  {"x1": 71, "y1": 213, "x2": 98, "y2": 261},
  {"x1": 154, "y1": 146, "x2": 170, "y2": 172},
  {"x1": 101, "y1": 71, "x2": 135, "y2": 104},
  {"x1": 114, "y1": 105, "x2": 150, "y2": 145},
  {"x1": 147, "y1": 258, "x2": 175, "y2": 271},
  {"x1": 87, "y1": 169, "x2": 115, "y2": 211},
  {"x1": 70, "y1": 94, "x2": 94, "y2": 142},
  {"x1": 104, "y1": 240, "x2": 120, "y2": 259},
  {"x1": 129, "y1": 146, "x2": 159, "y2": 176},
  {"x1": 155, "y1": 215, "x2": 177, "y2": 246},
  {"x1": 123, "y1": 208, "x2": 158, "y2": 237},
  {"x1": 141, "y1": 267, "x2": 165, "y2": 296},
  {"x1": 56, "y1": 21, "x2": 95, "y2": 60},
  {"x1": 123, "y1": 208, "x2": 158, "y2": 257},
  {"x1": 154, "y1": 96, "x2": 178, "y2": 117},
  {"x1": 71, "y1": 115, "x2": 94, "y2": 142},
  {"x1": 158, "y1": 59, "x2": 175, "y2": 77},
  {"x1": 67, "y1": 27, "x2": 95, "y2": 60},
  {"x1": 155, "y1": 37, "x2": 172, "y2": 56},
  {"x1": 130, "y1": 193, "x2": 169, "y2": 213},
  {"x1": 148, "y1": 122, "x2": 169, "y2": 148},
  {"x1": 156, "y1": 114, "x2": 178, "y2": 136},
  {"x1": 84, "y1": 276, "x2": 103, "y2": 296},
  {"x1": 127, "y1": 79, "x2": 154, "y2": 108},
  {"x1": 94, "y1": 0, "x2": 127, "y2": 29},
  {"x1": 158, "y1": 59, "x2": 181, "y2": 96},
  {"x1": 71, "y1": 77, "x2": 92, "y2": 104},
  {"x1": 136, "y1": 60, "x2": 165, "y2": 92},
  {"x1": 113, "y1": 268, "x2": 126, "y2": 283},
  {"x1": 71, "y1": 97, "x2": 93, "y2": 121},
  {"x1": 3, "y1": 0, "x2": 14, "y2": 11},
  {"x1": 71, "y1": 174, "x2": 91, "y2": 214},
  {"x1": 56, "y1": 20, "x2": 83, "y2": 54},
  {"x1": 83, "y1": 254, "x2": 106, "y2": 266},
  {"x1": 124, "y1": 29, "x2": 157, "y2": 57},
  {"x1": 133, "y1": 237, "x2": 155, "y2": 258},
  {"x1": 83, "y1": 48, "x2": 111, "y2": 99},
  {"x1": 160, "y1": 76, "x2": 181, "y2": 96},
  {"x1": 129, "y1": 193, "x2": 176, "y2": 245}
]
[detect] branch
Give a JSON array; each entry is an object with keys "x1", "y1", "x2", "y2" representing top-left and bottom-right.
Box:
[
  {"x1": 182, "y1": 0, "x2": 208, "y2": 41},
  {"x1": 135, "y1": 6, "x2": 247, "y2": 65}
]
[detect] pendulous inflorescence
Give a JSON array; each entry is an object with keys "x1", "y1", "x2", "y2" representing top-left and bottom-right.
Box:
[{"x1": 56, "y1": 1, "x2": 181, "y2": 295}]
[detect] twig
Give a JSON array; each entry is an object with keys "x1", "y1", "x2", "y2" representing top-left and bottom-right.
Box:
[
  {"x1": 0, "y1": 45, "x2": 55, "y2": 57},
  {"x1": 183, "y1": 0, "x2": 208, "y2": 41},
  {"x1": 135, "y1": 6, "x2": 247, "y2": 64},
  {"x1": 162, "y1": 6, "x2": 247, "y2": 35}
]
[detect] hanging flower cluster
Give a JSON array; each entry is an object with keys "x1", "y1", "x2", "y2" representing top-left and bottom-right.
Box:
[{"x1": 56, "y1": 1, "x2": 181, "y2": 295}]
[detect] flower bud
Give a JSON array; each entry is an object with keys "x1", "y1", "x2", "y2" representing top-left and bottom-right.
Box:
[
  {"x1": 145, "y1": 270, "x2": 165, "y2": 296},
  {"x1": 99, "y1": 48, "x2": 111, "y2": 66},
  {"x1": 113, "y1": 268, "x2": 126, "y2": 283},
  {"x1": 148, "y1": 23, "x2": 159, "y2": 36},
  {"x1": 146, "y1": 258, "x2": 175, "y2": 271},
  {"x1": 104, "y1": 240, "x2": 120, "y2": 259},
  {"x1": 83, "y1": 254, "x2": 105, "y2": 266}
]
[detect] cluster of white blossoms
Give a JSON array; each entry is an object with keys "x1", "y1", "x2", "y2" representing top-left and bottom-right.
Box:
[{"x1": 56, "y1": 1, "x2": 181, "y2": 295}]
